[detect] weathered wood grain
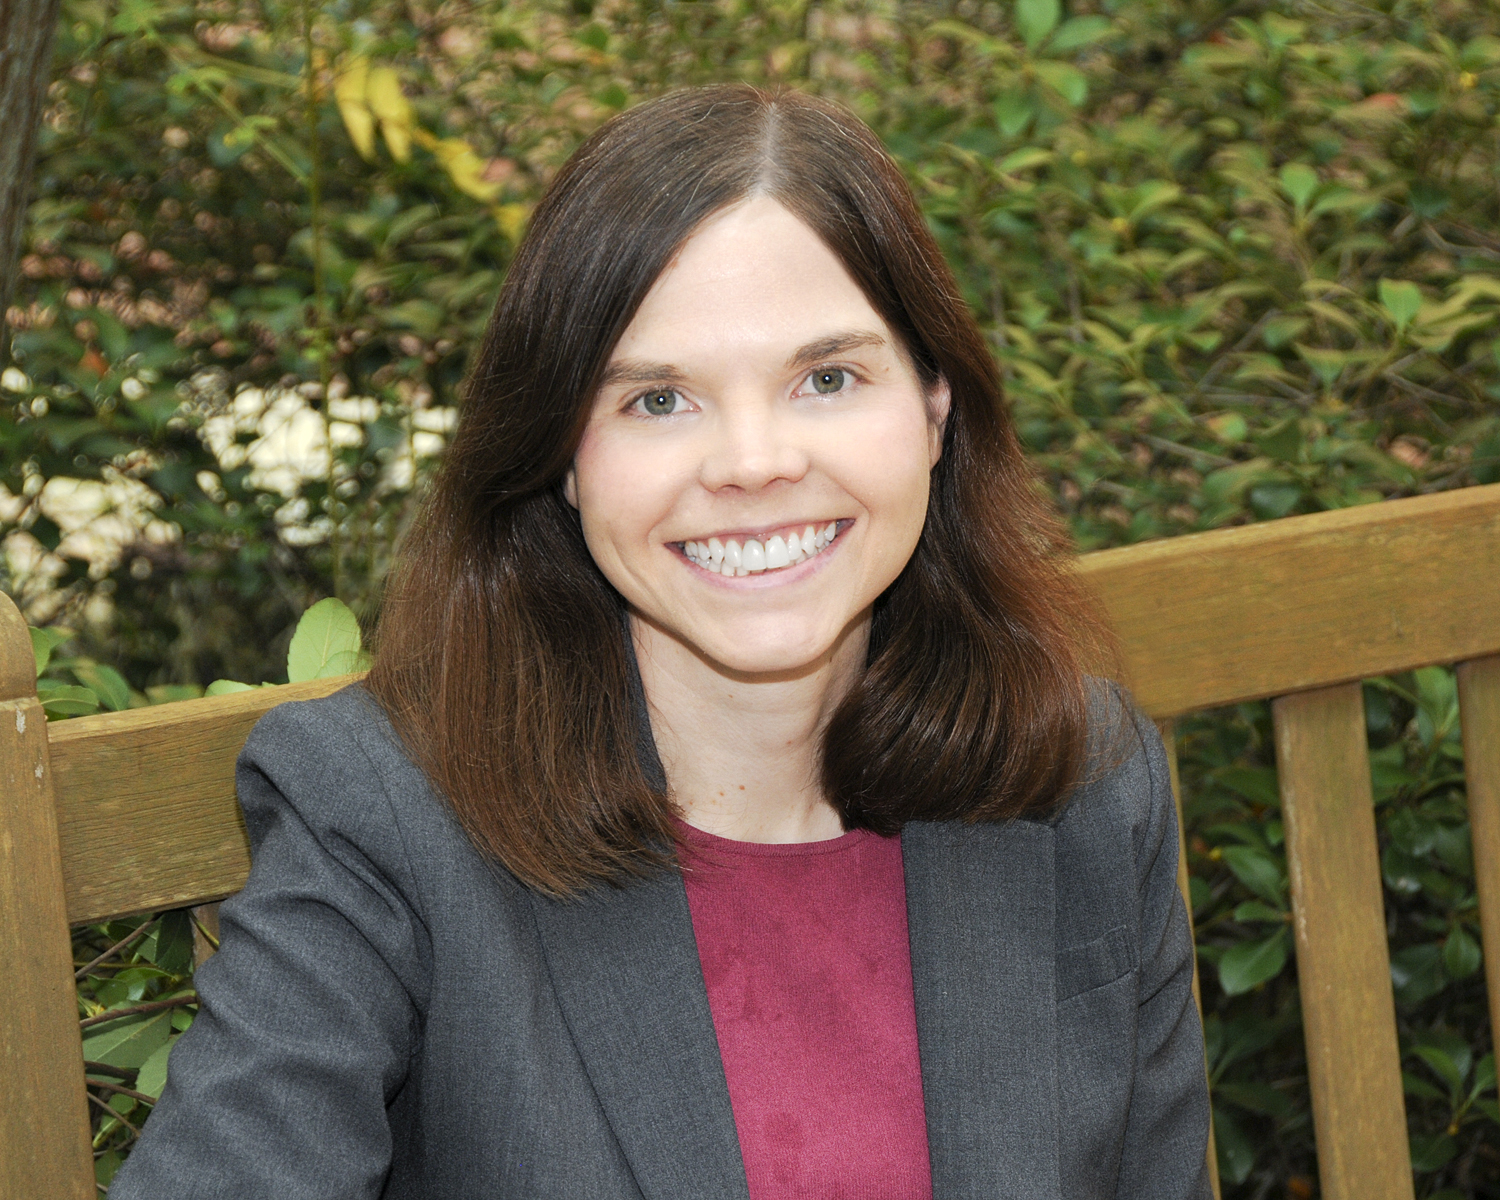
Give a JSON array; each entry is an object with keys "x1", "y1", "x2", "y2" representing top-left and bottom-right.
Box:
[
  {"x1": 50, "y1": 676, "x2": 356, "y2": 925},
  {"x1": 1274, "y1": 684, "x2": 1413, "y2": 1200},
  {"x1": 1457, "y1": 656, "x2": 1500, "y2": 1044},
  {"x1": 0, "y1": 594, "x2": 94, "y2": 1199},
  {"x1": 1081, "y1": 483, "x2": 1500, "y2": 718}
]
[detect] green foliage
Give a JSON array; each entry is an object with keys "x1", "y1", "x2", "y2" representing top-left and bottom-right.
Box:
[
  {"x1": 6, "y1": 0, "x2": 1499, "y2": 1193},
  {"x1": 285, "y1": 594, "x2": 369, "y2": 680},
  {"x1": 1183, "y1": 665, "x2": 1497, "y2": 1193}
]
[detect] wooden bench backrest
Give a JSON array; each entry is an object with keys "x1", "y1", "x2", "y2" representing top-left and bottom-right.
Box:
[{"x1": 4, "y1": 481, "x2": 1499, "y2": 1200}]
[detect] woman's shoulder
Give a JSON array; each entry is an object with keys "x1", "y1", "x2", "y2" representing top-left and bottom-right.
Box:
[
  {"x1": 1064, "y1": 677, "x2": 1172, "y2": 830},
  {"x1": 242, "y1": 682, "x2": 413, "y2": 782},
  {"x1": 235, "y1": 683, "x2": 475, "y2": 870}
]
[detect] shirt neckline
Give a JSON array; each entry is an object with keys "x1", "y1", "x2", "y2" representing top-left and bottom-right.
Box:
[{"x1": 672, "y1": 815, "x2": 886, "y2": 858}]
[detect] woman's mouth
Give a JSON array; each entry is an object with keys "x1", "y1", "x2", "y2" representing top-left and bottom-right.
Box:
[{"x1": 678, "y1": 521, "x2": 844, "y2": 576}]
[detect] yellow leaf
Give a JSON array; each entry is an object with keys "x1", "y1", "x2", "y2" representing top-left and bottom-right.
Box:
[
  {"x1": 366, "y1": 67, "x2": 414, "y2": 163},
  {"x1": 334, "y1": 58, "x2": 376, "y2": 161},
  {"x1": 381, "y1": 119, "x2": 412, "y2": 164},
  {"x1": 431, "y1": 137, "x2": 502, "y2": 201},
  {"x1": 494, "y1": 202, "x2": 531, "y2": 243}
]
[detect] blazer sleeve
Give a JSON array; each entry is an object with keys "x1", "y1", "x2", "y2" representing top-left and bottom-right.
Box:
[
  {"x1": 105, "y1": 694, "x2": 432, "y2": 1200},
  {"x1": 1115, "y1": 697, "x2": 1214, "y2": 1200}
]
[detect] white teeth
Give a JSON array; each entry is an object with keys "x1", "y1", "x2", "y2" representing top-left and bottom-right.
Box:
[{"x1": 686, "y1": 522, "x2": 841, "y2": 576}]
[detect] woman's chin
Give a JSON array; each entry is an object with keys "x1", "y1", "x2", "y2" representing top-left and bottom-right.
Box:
[{"x1": 668, "y1": 615, "x2": 869, "y2": 682}]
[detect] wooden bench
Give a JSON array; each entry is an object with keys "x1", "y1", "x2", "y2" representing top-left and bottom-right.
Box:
[{"x1": 4, "y1": 481, "x2": 1499, "y2": 1200}]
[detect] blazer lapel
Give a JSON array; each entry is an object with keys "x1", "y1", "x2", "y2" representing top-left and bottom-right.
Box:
[
  {"x1": 528, "y1": 869, "x2": 750, "y2": 1200},
  {"x1": 903, "y1": 819, "x2": 1061, "y2": 1200}
]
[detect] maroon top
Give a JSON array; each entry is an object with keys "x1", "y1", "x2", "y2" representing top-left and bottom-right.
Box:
[{"x1": 678, "y1": 820, "x2": 933, "y2": 1200}]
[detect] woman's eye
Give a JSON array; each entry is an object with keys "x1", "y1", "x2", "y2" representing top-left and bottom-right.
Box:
[
  {"x1": 809, "y1": 368, "x2": 847, "y2": 395},
  {"x1": 634, "y1": 389, "x2": 683, "y2": 416}
]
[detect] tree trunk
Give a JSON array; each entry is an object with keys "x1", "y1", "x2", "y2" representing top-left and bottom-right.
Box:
[{"x1": 0, "y1": 0, "x2": 62, "y2": 354}]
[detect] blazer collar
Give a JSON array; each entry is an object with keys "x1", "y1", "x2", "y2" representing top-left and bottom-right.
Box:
[
  {"x1": 530, "y1": 818, "x2": 1059, "y2": 1200},
  {"x1": 528, "y1": 870, "x2": 750, "y2": 1200}
]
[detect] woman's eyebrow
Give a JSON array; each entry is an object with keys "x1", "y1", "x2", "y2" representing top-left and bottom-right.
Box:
[
  {"x1": 598, "y1": 361, "x2": 688, "y2": 388},
  {"x1": 598, "y1": 331, "x2": 888, "y2": 389},
  {"x1": 785, "y1": 331, "x2": 887, "y2": 368}
]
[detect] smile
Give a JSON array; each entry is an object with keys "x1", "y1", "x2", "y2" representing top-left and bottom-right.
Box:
[{"x1": 680, "y1": 521, "x2": 843, "y2": 576}]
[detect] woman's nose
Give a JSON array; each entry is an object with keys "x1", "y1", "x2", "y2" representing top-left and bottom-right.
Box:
[{"x1": 698, "y1": 403, "x2": 811, "y2": 494}]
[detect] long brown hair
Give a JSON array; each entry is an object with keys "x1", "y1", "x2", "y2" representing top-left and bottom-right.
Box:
[{"x1": 368, "y1": 84, "x2": 1109, "y2": 896}]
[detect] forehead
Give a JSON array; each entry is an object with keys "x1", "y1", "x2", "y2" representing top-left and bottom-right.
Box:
[{"x1": 608, "y1": 195, "x2": 893, "y2": 363}]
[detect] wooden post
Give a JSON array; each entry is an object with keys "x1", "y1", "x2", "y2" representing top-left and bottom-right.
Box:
[
  {"x1": 0, "y1": 591, "x2": 94, "y2": 1198},
  {"x1": 1457, "y1": 656, "x2": 1500, "y2": 1044},
  {"x1": 1274, "y1": 684, "x2": 1413, "y2": 1200},
  {"x1": 1156, "y1": 719, "x2": 1221, "y2": 1200}
]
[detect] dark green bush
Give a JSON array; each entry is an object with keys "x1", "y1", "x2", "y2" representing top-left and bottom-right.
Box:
[{"x1": 6, "y1": 0, "x2": 1499, "y2": 1193}]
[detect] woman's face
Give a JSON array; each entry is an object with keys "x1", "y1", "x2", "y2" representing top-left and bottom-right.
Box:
[{"x1": 566, "y1": 195, "x2": 947, "y2": 678}]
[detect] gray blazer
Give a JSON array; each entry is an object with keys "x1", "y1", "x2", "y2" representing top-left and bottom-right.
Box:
[{"x1": 109, "y1": 684, "x2": 1211, "y2": 1200}]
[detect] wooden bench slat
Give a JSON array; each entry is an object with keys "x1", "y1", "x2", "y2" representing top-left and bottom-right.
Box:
[
  {"x1": 50, "y1": 676, "x2": 354, "y2": 925},
  {"x1": 1273, "y1": 684, "x2": 1413, "y2": 1200},
  {"x1": 1457, "y1": 655, "x2": 1500, "y2": 1044},
  {"x1": 1081, "y1": 483, "x2": 1500, "y2": 718},
  {"x1": 0, "y1": 618, "x2": 94, "y2": 1198}
]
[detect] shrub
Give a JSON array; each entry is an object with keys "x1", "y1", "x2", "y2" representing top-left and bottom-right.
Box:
[{"x1": 6, "y1": 0, "x2": 1499, "y2": 1193}]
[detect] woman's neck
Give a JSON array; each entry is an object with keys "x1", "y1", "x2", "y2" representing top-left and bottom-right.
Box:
[{"x1": 631, "y1": 613, "x2": 868, "y2": 843}]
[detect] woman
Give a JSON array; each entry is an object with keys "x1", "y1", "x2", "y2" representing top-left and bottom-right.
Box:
[{"x1": 110, "y1": 85, "x2": 1211, "y2": 1199}]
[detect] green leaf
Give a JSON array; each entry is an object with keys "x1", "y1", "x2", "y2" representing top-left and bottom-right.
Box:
[
  {"x1": 1046, "y1": 15, "x2": 1113, "y2": 53},
  {"x1": 145, "y1": 684, "x2": 204, "y2": 705},
  {"x1": 1412, "y1": 1030, "x2": 1473, "y2": 1089},
  {"x1": 148, "y1": 909, "x2": 196, "y2": 975},
  {"x1": 1408, "y1": 1133, "x2": 1457, "y2": 1172},
  {"x1": 1252, "y1": 418, "x2": 1303, "y2": 464},
  {"x1": 1470, "y1": 1053, "x2": 1496, "y2": 1100},
  {"x1": 574, "y1": 21, "x2": 609, "y2": 50},
  {"x1": 1380, "y1": 279, "x2": 1423, "y2": 334},
  {"x1": 1219, "y1": 929, "x2": 1289, "y2": 995},
  {"x1": 993, "y1": 90, "x2": 1035, "y2": 137},
  {"x1": 37, "y1": 681, "x2": 101, "y2": 719},
  {"x1": 1294, "y1": 343, "x2": 1353, "y2": 388},
  {"x1": 81, "y1": 1010, "x2": 174, "y2": 1070},
  {"x1": 1214, "y1": 1080, "x2": 1294, "y2": 1120},
  {"x1": 997, "y1": 147, "x2": 1052, "y2": 172},
  {"x1": 1033, "y1": 61, "x2": 1088, "y2": 107},
  {"x1": 30, "y1": 626, "x2": 73, "y2": 676},
  {"x1": 1220, "y1": 845, "x2": 1286, "y2": 904},
  {"x1": 1391, "y1": 943, "x2": 1447, "y2": 1005},
  {"x1": 1279, "y1": 163, "x2": 1320, "y2": 212},
  {"x1": 1443, "y1": 927, "x2": 1482, "y2": 980},
  {"x1": 1249, "y1": 483, "x2": 1301, "y2": 520},
  {"x1": 286, "y1": 598, "x2": 366, "y2": 683},
  {"x1": 205, "y1": 679, "x2": 256, "y2": 696},
  {"x1": 134, "y1": 1036, "x2": 175, "y2": 1101},
  {"x1": 1212, "y1": 765, "x2": 1279, "y2": 807},
  {"x1": 1015, "y1": 0, "x2": 1060, "y2": 50},
  {"x1": 1212, "y1": 1104, "x2": 1257, "y2": 1184},
  {"x1": 1402, "y1": 1070, "x2": 1447, "y2": 1102},
  {"x1": 70, "y1": 662, "x2": 131, "y2": 712},
  {"x1": 1232, "y1": 900, "x2": 1289, "y2": 925}
]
